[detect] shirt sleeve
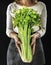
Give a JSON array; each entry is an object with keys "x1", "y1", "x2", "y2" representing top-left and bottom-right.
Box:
[
  {"x1": 37, "y1": 3, "x2": 47, "y2": 37},
  {"x1": 6, "y1": 4, "x2": 14, "y2": 37}
]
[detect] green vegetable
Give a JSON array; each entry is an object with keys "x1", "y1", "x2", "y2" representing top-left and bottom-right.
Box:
[{"x1": 12, "y1": 6, "x2": 41, "y2": 63}]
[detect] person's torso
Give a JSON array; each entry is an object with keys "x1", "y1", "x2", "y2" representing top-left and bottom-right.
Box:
[{"x1": 8, "y1": 1, "x2": 44, "y2": 33}]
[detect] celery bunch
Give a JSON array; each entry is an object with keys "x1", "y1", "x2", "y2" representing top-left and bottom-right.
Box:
[{"x1": 12, "y1": 7, "x2": 41, "y2": 63}]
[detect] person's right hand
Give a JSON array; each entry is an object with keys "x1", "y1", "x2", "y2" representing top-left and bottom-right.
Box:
[{"x1": 14, "y1": 35, "x2": 22, "y2": 55}]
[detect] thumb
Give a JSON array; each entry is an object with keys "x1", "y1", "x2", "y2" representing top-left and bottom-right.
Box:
[{"x1": 31, "y1": 34, "x2": 34, "y2": 38}]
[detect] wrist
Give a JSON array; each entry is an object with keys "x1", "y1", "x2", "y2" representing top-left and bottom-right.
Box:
[
  {"x1": 32, "y1": 32, "x2": 41, "y2": 39},
  {"x1": 9, "y1": 32, "x2": 18, "y2": 39},
  {"x1": 13, "y1": 34, "x2": 18, "y2": 40},
  {"x1": 35, "y1": 32, "x2": 41, "y2": 38}
]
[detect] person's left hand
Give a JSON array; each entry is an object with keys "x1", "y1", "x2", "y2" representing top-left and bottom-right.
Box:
[{"x1": 31, "y1": 32, "x2": 40, "y2": 55}]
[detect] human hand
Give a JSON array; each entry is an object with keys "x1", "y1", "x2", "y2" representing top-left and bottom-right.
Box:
[
  {"x1": 31, "y1": 32, "x2": 40, "y2": 55},
  {"x1": 14, "y1": 35, "x2": 22, "y2": 55}
]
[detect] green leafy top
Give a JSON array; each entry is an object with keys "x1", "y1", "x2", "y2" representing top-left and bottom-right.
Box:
[{"x1": 12, "y1": 7, "x2": 41, "y2": 29}]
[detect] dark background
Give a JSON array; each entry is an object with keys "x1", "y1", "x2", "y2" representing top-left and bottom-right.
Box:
[{"x1": 0, "y1": 0, "x2": 50, "y2": 65}]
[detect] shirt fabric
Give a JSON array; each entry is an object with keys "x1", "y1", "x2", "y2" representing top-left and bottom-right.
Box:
[{"x1": 6, "y1": 1, "x2": 47, "y2": 38}]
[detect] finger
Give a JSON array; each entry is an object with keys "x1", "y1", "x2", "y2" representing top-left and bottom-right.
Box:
[
  {"x1": 31, "y1": 38, "x2": 34, "y2": 46},
  {"x1": 31, "y1": 38, "x2": 35, "y2": 46},
  {"x1": 33, "y1": 43, "x2": 36, "y2": 55},
  {"x1": 17, "y1": 45, "x2": 20, "y2": 51},
  {"x1": 16, "y1": 43, "x2": 20, "y2": 51},
  {"x1": 18, "y1": 41, "x2": 21, "y2": 44},
  {"x1": 32, "y1": 40, "x2": 36, "y2": 55},
  {"x1": 31, "y1": 42, "x2": 34, "y2": 46},
  {"x1": 16, "y1": 44, "x2": 21, "y2": 55}
]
